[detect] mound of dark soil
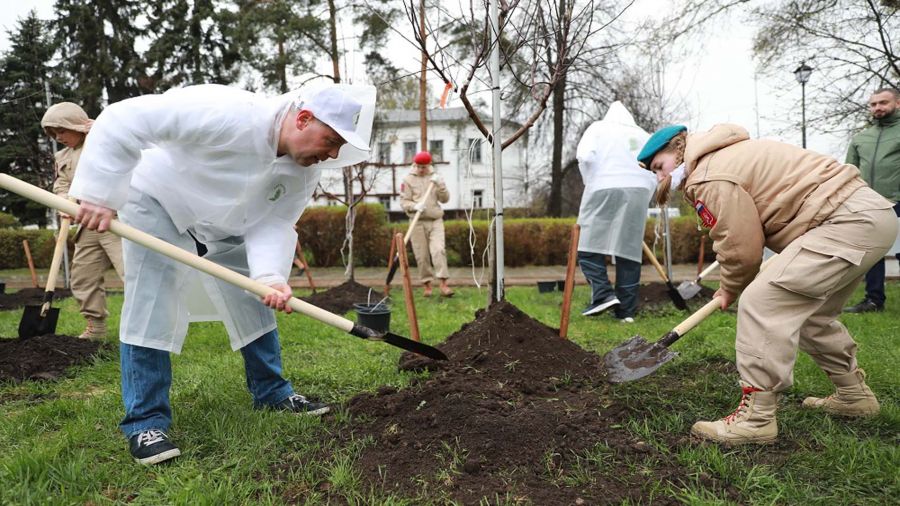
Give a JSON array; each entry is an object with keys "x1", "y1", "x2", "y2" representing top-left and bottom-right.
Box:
[
  {"x1": 300, "y1": 280, "x2": 379, "y2": 315},
  {"x1": 292, "y1": 301, "x2": 733, "y2": 504},
  {"x1": 0, "y1": 334, "x2": 103, "y2": 383},
  {"x1": 639, "y1": 281, "x2": 714, "y2": 312},
  {"x1": 0, "y1": 288, "x2": 73, "y2": 311}
]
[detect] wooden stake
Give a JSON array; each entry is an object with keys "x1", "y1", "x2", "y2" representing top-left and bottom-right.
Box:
[
  {"x1": 697, "y1": 234, "x2": 707, "y2": 275},
  {"x1": 293, "y1": 241, "x2": 317, "y2": 293},
  {"x1": 22, "y1": 239, "x2": 38, "y2": 288},
  {"x1": 395, "y1": 232, "x2": 420, "y2": 342},
  {"x1": 385, "y1": 230, "x2": 397, "y2": 296},
  {"x1": 559, "y1": 224, "x2": 580, "y2": 339}
]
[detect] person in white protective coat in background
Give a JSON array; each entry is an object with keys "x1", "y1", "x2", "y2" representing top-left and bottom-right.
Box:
[
  {"x1": 70, "y1": 83, "x2": 375, "y2": 465},
  {"x1": 575, "y1": 102, "x2": 656, "y2": 321}
]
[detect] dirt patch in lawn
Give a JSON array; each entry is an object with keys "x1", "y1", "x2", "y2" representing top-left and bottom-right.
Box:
[
  {"x1": 282, "y1": 301, "x2": 738, "y2": 504},
  {"x1": 639, "y1": 281, "x2": 714, "y2": 313},
  {"x1": 0, "y1": 334, "x2": 104, "y2": 383},
  {"x1": 300, "y1": 280, "x2": 380, "y2": 315},
  {"x1": 0, "y1": 288, "x2": 73, "y2": 311}
]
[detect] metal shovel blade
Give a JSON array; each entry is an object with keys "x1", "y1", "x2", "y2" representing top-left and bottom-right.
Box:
[
  {"x1": 667, "y1": 283, "x2": 689, "y2": 311},
  {"x1": 383, "y1": 331, "x2": 448, "y2": 361},
  {"x1": 18, "y1": 304, "x2": 60, "y2": 339},
  {"x1": 603, "y1": 334, "x2": 678, "y2": 383},
  {"x1": 677, "y1": 280, "x2": 703, "y2": 300},
  {"x1": 350, "y1": 323, "x2": 448, "y2": 361}
]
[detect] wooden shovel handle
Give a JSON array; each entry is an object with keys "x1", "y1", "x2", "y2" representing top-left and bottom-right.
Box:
[
  {"x1": 673, "y1": 296, "x2": 722, "y2": 336},
  {"x1": 402, "y1": 181, "x2": 436, "y2": 243},
  {"x1": 44, "y1": 217, "x2": 71, "y2": 294},
  {"x1": 0, "y1": 174, "x2": 355, "y2": 334},
  {"x1": 642, "y1": 241, "x2": 670, "y2": 283},
  {"x1": 695, "y1": 260, "x2": 720, "y2": 282},
  {"x1": 40, "y1": 217, "x2": 71, "y2": 315}
]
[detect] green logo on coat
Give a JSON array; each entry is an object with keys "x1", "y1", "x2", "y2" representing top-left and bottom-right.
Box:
[{"x1": 269, "y1": 183, "x2": 286, "y2": 202}]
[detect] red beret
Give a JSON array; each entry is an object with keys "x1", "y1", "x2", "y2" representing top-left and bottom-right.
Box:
[{"x1": 413, "y1": 151, "x2": 432, "y2": 165}]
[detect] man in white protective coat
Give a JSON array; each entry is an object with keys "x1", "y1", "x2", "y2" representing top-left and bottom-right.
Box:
[
  {"x1": 70, "y1": 83, "x2": 375, "y2": 465},
  {"x1": 575, "y1": 102, "x2": 656, "y2": 321}
]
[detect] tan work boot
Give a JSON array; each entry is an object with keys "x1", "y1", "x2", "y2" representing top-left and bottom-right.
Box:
[
  {"x1": 802, "y1": 369, "x2": 880, "y2": 417},
  {"x1": 439, "y1": 280, "x2": 454, "y2": 298},
  {"x1": 79, "y1": 317, "x2": 107, "y2": 340},
  {"x1": 691, "y1": 381, "x2": 779, "y2": 446},
  {"x1": 423, "y1": 281, "x2": 433, "y2": 297}
]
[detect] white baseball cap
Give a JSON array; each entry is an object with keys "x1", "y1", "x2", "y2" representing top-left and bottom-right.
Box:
[{"x1": 297, "y1": 87, "x2": 370, "y2": 151}]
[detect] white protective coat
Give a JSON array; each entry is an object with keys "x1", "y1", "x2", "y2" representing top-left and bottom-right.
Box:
[
  {"x1": 69, "y1": 84, "x2": 376, "y2": 352},
  {"x1": 576, "y1": 102, "x2": 656, "y2": 262}
]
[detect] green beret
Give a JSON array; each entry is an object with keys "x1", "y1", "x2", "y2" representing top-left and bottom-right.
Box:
[{"x1": 637, "y1": 125, "x2": 687, "y2": 168}]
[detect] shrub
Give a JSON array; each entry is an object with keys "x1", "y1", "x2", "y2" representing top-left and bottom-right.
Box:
[
  {"x1": 0, "y1": 212, "x2": 21, "y2": 229},
  {"x1": 0, "y1": 229, "x2": 57, "y2": 269},
  {"x1": 297, "y1": 203, "x2": 393, "y2": 267}
]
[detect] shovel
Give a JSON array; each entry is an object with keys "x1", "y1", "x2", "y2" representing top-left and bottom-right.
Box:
[
  {"x1": 385, "y1": 181, "x2": 436, "y2": 287},
  {"x1": 18, "y1": 216, "x2": 71, "y2": 339},
  {"x1": 642, "y1": 241, "x2": 688, "y2": 311},
  {"x1": 604, "y1": 295, "x2": 722, "y2": 383},
  {"x1": 0, "y1": 174, "x2": 447, "y2": 361},
  {"x1": 676, "y1": 261, "x2": 720, "y2": 300}
]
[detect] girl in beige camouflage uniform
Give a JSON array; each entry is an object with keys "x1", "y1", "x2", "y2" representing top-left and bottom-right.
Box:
[{"x1": 42, "y1": 103, "x2": 125, "y2": 340}]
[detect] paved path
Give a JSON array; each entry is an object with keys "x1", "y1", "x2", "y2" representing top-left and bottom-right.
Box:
[{"x1": 5, "y1": 258, "x2": 898, "y2": 290}]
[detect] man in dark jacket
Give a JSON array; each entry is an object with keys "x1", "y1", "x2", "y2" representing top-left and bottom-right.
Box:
[{"x1": 844, "y1": 88, "x2": 900, "y2": 313}]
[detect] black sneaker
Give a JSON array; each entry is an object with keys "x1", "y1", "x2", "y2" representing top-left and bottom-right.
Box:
[
  {"x1": 581, "y1": 295, "x2": 621, "y2": 316},
  {"x1": 843, "y1": 299, "x2": 884, "y2": 313},
  {"x1": 129, "y1": 429, "x2": 181, "y2": 465},
  {"x1": 269, "y1": 394, "x2": 330, "y2": 416}
]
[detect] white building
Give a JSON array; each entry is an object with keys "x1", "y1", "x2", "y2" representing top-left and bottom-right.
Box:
[{"x1": 311, "y1": 107, "x2": 530, "y2": 212}]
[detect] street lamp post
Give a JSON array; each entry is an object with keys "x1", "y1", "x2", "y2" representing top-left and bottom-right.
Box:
[{"x1": 793, "y1": 62, "x2": 814, "y2": 148}]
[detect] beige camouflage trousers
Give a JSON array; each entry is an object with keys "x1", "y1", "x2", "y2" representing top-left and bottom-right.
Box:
[
  {"x1": 410, "y1": 219, "x2": 450, "y2": 284},
  {"x1": 736, "y1": 187, "x2": 897, "y2": 391},
  {"x1": 71, "y1": 228, "x2": 125, "y2": 320}
]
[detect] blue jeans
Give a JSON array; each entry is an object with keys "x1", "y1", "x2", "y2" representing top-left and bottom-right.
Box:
[
  {"x1": 119, "y1": 329, "x2": 294, "y2": 438},
  {"x1": 577, "y1": 251, "x2": 642, "y2": 318},
  {"x1": 862, "y1": 202, "x2": 900, "y2": 306}
]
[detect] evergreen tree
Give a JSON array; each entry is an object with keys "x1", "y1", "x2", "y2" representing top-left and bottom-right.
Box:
[
  {"x1": 143, "y1": 0, "x2": 242, "y2": 91},
  {"x1": 234, "y1": 0, "x2": 327, "y2": 93},
  {"x1": 52, "y1": 0, "x2": 147, "y2": 116},
  {"x1": 0, "y1": 11, "x2": 59, "y2": 226}
]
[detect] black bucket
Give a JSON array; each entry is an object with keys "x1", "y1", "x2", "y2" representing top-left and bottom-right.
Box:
[
  {"x1": 354, "y1": 303, "x2": 391, "y2": 333},
  {"x1": 537, "y1": 281, "x2": 556, "y2": 293},
  {"x1": 556, "y1": 280, "x2": 567, "y2": 291}
]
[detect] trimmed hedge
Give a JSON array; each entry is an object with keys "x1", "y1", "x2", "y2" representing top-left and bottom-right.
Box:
[
  {"x1": 0, "y1": 207, "x2": 716, "y2": 269},
  {"x1": 296, "y1": 205, "x2": 715, "y2": 268},
  {"x1": 0, "y1": 212, "x2": 21, "y2": 229},
  {"x1": 0, "y1": 229, "x2": 63, "y2": 269}
]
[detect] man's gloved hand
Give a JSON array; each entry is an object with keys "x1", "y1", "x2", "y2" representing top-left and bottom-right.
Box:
[
  {"x1": 413, "y1": 201, "x2": 426, "y2": 212},
  {"x1": 430, "y1": 174, "x2": 443, "y2": 185}
]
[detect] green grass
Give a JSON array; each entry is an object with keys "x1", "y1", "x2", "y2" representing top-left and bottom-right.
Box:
[{"x1": 0, "y1": 281, "x2": 898, "y2": 504}]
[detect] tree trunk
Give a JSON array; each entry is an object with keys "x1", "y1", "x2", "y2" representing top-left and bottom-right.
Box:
[
  {"x1": 419, "y1": 0, "x2": 427, "y2": 150},
  {"x1": 343, "y1": 168, "x2": 355, "y2": 280},
  {"x1": 327, "y1": 0, "x2": 341, "y2": 83},
  {"x1": 277, "y1": 38, "x2": 287, "y2": 93},
  {"x1": 547, "y1": 67, "x2": 567, "y2": 216}
]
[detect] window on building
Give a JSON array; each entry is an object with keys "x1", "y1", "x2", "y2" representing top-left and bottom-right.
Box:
[
  {"x1": 473, "y1": 189, "x2": 484, "y2": 208},
  {"x1": 468, "y1": 138, "x2": 482, "y2": 163},
  {"x1": 429, "y1": 139, "x2": 444, "y2": 162},
  {"x1": 377, "y1": 142, "x2": 391, "y2": 165},
  {"x1": 378, "y1": 195, "x2": 391, "y2": 210},
  {"x1": 403, "y1": 141, "x2": 418, "y2": 163}
]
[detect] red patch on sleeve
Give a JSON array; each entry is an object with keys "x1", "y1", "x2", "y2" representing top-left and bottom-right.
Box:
[
  {"x1": 694, "y1": 200, "x2": 717, "y2": 228},
  {"x1": 400, "y1": 183, "x2": 406, "y2": 191}
]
